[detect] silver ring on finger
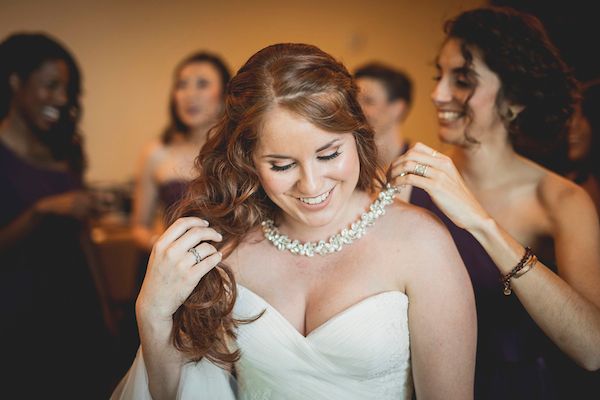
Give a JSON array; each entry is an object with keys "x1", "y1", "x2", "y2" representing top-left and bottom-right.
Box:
[
  {"x1": 414, "y1": 163, "x2": 428, "y2": 177},
  {"x1": 188, "y1": 247, "x2": 203, "y2": 264}
]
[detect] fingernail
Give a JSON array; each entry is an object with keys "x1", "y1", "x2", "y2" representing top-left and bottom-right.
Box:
[{"x1": 200, "y1": 219, "x2": 209, "y2": 226}]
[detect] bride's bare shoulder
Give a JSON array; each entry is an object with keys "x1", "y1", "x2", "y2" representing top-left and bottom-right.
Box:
[
  {"x1": 377, "y1": 199, "x2": 463, "y2": 272},
  {"x1": 385, "y1": 198, "x2": 449, "y2": 237}
]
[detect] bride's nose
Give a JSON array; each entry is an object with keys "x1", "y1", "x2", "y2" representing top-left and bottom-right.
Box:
[{"x1": 296, "y1": 163, "x2": 322, "y2": 195}]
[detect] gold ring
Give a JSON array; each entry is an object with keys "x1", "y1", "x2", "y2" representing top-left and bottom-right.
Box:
[{"x1": 414, "y1": 163, "x2": 428, "y2": 177}]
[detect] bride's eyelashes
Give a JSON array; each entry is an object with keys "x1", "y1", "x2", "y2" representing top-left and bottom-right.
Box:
[{"x1": 269, "y1": 149, "x2": 343, "y2": 172}]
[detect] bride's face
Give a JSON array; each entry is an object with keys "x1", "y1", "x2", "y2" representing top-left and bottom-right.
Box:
[{"x1": 253, "y1": 106, "x2": 360, "y2": 231}]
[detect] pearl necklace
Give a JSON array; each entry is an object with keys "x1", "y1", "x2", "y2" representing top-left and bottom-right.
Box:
[{"x1": 261, "y1": 184, "x2": 399, "y2": 256}]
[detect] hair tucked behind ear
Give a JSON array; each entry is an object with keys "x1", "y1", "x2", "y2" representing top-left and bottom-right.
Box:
[{"x1": 168, "y1": 43, "x2": 382, "y2": 367}]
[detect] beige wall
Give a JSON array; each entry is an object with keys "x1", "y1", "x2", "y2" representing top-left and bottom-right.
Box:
[{"x1": 1, "y1": 0, "x2": 484, "y2": 184}]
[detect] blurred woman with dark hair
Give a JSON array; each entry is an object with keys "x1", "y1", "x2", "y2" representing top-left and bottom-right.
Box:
[
  {"x1": 567, "y1": 79, "x2": 600, "y2": 217},
  {"x1": 392, "y1": 6, "x2": 600, "y2": 399},
  {"x1": 0, "y1": 32, "x2": 114, "y2": 398}
]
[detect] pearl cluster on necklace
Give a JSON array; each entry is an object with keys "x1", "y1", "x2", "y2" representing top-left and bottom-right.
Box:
[{"x1": 261, "y1": 184, "x2": 399, "y2": 256}]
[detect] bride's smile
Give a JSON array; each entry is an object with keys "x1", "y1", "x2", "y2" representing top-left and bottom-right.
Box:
[{"x1": 253, "y1": 106, "x2": 366, "y2": 241}]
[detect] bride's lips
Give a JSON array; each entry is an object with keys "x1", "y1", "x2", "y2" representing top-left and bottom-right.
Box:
[{"x1": 296, "y1": 187, "x2": 334, "y2": 210}]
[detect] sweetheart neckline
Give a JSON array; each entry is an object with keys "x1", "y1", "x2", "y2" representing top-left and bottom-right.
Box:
[{"x1": 236, "y1": 284, "x2": 408, "y2": 339}]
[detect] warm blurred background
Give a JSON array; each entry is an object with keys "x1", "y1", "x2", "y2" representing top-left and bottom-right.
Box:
[
  {"x1": 1, "y1": 0, "x2": 597, "y2": 395},
  {"x1": 1, "y1": 0, "x2": 488, "y2": 184},
  {"x1": 3, "y1": 0, "x2": 596, "y2": 184}
]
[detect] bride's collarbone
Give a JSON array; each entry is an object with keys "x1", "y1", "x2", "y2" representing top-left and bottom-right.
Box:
[
  {"x1": 232, "y1": 226, "x2": 403, "y2": 297},
  {"x1": 275, "y1": 239, "x2": 380, "y2": 274}
]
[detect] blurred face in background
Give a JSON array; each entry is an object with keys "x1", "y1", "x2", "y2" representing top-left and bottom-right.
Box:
[
  {"x1": 568, "y1": 103, "x2": 592, "y2": 162},
  {"x1": 174, "y1": 61, "x2": 223, "y2": 130},
  {"x1": 12, "y1": 59, "x2": 69, "y2": 134},
  {"x1": 356, "y1": 77, "x2": 397, "y2": 135}
]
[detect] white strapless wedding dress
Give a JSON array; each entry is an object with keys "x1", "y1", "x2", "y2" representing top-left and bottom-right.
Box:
[{"x1": 111, "y1": 285, "x2": 412, "y2": 399}]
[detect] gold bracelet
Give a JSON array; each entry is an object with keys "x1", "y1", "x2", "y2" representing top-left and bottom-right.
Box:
[
  {"x1": 501, "y1": 247, "x2": 534, "y2": 296},
  {"x1": 513, "y1": 254, "x2": 537, "y2": 279}
]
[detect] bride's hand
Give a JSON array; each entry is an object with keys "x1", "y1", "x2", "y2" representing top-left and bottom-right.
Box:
[
  {"x1": 390, "y1": 142, "x2": 490, "y2": 231},
  {"x1": 136, "y1": 217, "x2": 223, "y2": 322}
]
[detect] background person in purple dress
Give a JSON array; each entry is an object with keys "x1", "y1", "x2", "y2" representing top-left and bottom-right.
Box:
[
  {"x1": 130, "y1": 51, "x2": 231, "y2": 255},
  {"x1": 118, "y1": 50, "x2": 232, "y2": 376},
  {"x1": 0, "y1": 32, "x2": 114, "y2": 398},
  {"x1": 392, "y1": 6, "x2": 600, "y2": 399},
  {"x1": 566, "y1": 79, "x2": 600, "y2": 218}
]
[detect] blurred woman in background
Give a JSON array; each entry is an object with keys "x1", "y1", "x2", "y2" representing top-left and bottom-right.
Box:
[
  {"x1": 0, "y1": 32, "x2": 114, "y2": 398},
  {"x1": 130, "y1": 51, "x2": 231, "y2": 255},
  {"x1": 566, "y1": 79, "x2": 600, "y2": 216},
  {"x1": 118, "y1": 51, "x2": 231, "y2": 373}
]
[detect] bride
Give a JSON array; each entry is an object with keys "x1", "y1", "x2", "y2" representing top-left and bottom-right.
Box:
[{"x1": 111, "y1": 43, "x2": 476, "y2": 400}]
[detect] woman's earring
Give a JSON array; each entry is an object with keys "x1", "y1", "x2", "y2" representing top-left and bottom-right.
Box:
[{"x1": 506, "y1": 108, "x2": 516, "y2": 121}]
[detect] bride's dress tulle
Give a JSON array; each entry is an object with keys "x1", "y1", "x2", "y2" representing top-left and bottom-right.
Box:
[{"x1": 111, "y1": 285, "x2": 412, "y2": 399}]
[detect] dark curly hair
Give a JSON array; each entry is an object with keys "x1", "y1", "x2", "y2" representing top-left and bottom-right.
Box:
[
  {"x1": 0, "y1": 32, "x2": 85, "y2": 175},
  {"x1": 168, "y1": 43, "x2": 381, "y2": 367},
  {"x1": 161, "y1": 51, "x2": 231, "y2": 144},
  {"x1": 444, "y1": 6, "x2": 577, "y2": 171}
]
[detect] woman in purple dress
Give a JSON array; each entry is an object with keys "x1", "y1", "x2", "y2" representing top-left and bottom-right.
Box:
[
  {"x1": 130, "y1": 51, "x2": 231, "y2": 253},
  {"x1": 391, "y1": 7, "x2": 600, "y2": 399},
  {"x1": 566, "y1": 79, "x2": 600, "y2": 218},
  {"x1": 0, "y1": 33, "x2": 114, "y2": 398},
  {"x1": 122, "y1": 51, "x2": 232, "y2": 369}
]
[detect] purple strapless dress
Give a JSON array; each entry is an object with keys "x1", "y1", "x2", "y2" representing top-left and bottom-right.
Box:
[
  {"x1": 409, "y1": 186, "x2": 562, "y2": 399},
  {"x1": 0, "y1": 141, "x2": 113, "y2": 397},
  {"x1": 157, "y1": 179, "x2": 189, "y2": 217}
]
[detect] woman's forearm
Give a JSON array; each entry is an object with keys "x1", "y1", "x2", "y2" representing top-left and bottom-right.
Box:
[{"x1": 469, "y1": 217, "x2": 600, "y2": 370}]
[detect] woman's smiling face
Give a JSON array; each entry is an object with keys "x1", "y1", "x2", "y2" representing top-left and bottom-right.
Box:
[
  {"x1": 431, "y1": 38, "x2": 506, "y2": 146},
  {"x1": 253, "y1": 106, "x2": 361, "y2": 231}
]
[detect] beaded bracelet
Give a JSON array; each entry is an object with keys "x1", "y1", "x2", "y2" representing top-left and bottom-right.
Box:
[{"x1": 501, "y1": 247, "x2": 534, "y2": 296}]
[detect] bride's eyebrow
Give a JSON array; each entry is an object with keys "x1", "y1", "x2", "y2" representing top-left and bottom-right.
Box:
[
  {"x1": 261, "y1": 139, "x2": 341, "y2": 159},
  {"x1": 315, "y1": 139, "x2": 341, "y2": 152}
]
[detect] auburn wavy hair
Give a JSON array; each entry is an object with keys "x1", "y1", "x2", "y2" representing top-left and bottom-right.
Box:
[
  {"x1": 168, "y1": 43, "x2": 381, "y2": 367},
  {"x1": 444, "y1": 6, "x2": 577, "y2": 172}
]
